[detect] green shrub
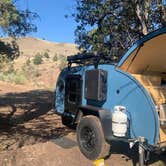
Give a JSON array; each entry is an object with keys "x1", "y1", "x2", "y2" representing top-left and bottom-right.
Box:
[
  {"x1": 53, "y1": 53, "x2": 58, "y2": 62},
  {"x1": 5, "y1": 63, "x2": 15, "y2": 74},
  {"x1": 33, "y1": 53, "x2": 43, "y2": 65},
  {"x1": 58, "y1": 55, "x2": 67, "y2": 70},
  {"x1": 13, "y1": 73, "x2": 27, "y2": 84},
  {"x1": 0, "y1": 71, "x2": 27, "y2": 84},
  {"x1": 43, "y1": 52, "x2": 49, "y2": 58},
  {"x1": 0, "y1": 56, "x2": 11, "y2": 71},
  {"x1": 0, "y1": 60, "x2": 42, "y2": 85},
  {"x1": 0, "y1": 72, "x2": 5, "y2": 81},
  {"x1": 0, "y1": 63, "x2": 4, "y2": 71}
]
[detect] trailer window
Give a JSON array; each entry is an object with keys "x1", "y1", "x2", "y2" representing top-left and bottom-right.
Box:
[
  {"x1": 68, "y1": 80, "x2": 78, "y2": 102},
  {"x1": 66, "y1": 77, "x2": 82, "y2": 103}
]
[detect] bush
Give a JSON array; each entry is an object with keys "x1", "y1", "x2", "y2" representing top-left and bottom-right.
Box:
[
  {"x1": 0, "y1": 63, "x2": 4, "y2": 71},
  {"x1": 5, "y1": 63, "x2": 15, "y2": 74},
  {"x1": 0, "y1": 71, "x2": 27, "y2": 84},
  {"x1": 43, "y1": 52, "x2": 49, "y2": 58},
  {"x1": 53, "y1": 53, "x2": 58, "y2": 62},
  {"x1": 13, "y1": 74, "x2": 27, "y2": 84},
  {"x1": 0, "y1": 56, "x2": 10, "y2": 71},
  {"x1": 0, "y1": 60, "x2": 41, "y2": 85},
  {"x1": 33, "y1": 53, "x2": 43, "y2": 65},
  {"x1": 58, "y1": 55, "x2": 67, "y2": 70}
]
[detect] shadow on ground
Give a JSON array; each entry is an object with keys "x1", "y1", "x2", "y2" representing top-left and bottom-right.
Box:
[
  {"x1": 52, "y1": 136, "x2": 77, "y2": 149},
  {"x1": 0, "y1": 90, "x2": 72, "y2": 151}
]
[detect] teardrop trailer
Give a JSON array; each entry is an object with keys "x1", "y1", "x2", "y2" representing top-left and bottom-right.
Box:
[{"x1": 53, "y1": 27, "x2": 166, "y2": 165}]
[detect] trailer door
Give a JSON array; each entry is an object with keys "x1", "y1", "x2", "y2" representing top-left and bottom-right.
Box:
[{"x1": 64, "y1": 75, "x2": 82, "y2": 116}]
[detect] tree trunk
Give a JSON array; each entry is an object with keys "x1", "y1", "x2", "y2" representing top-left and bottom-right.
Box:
[{"x1": 136, "y1": 3, "x2": 148, "y2": 35}]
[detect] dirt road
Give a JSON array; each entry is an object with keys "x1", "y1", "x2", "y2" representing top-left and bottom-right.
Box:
[{"x1": 0, "y1": 83, "x2": 165, "y2": 166}]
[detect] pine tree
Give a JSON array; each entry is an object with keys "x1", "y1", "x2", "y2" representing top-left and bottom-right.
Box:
[
  {"x1": 0, "y1": 0, "x2": 38, "y2": 37},
  {"x1": 0, "y1": 0, "x2": 38, "y2": 60}
]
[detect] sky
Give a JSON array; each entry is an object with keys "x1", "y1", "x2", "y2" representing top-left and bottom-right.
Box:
[{"x1": 16, "y1": 0, "x2": 77, "y2": 43}]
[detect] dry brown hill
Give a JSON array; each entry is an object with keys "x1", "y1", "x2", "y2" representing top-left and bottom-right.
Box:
[
  {"x1": 2, "y1": 37, "x2": 79, "y2": 57},
  {"x1": 17, "y1": 37, "x2": 78, "y2": 57}
]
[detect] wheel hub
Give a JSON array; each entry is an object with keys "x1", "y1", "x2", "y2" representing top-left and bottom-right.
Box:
[{"x1": 81, "y1": 127, "x2": 96, "y2": 152}]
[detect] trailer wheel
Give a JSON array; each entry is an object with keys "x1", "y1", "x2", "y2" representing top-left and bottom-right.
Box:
[{"x1": 77, "y1": 115, "x2": 110, "y2": 160}]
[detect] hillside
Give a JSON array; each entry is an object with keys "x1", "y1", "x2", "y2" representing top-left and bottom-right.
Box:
[
  {"x1": 0, "y1": 37, "x2": 79, "y2": 89},
  {"x1": 17, "y1": 37, "x2": 78, "y2": 57},
  {"x1": 1, "y1": 37, "x2": 79, "y2": 57}
]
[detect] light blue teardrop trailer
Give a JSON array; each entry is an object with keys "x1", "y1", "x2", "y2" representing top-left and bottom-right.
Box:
[{"x1": 54, "y1": 28, "x2": 166, "y2": 165}]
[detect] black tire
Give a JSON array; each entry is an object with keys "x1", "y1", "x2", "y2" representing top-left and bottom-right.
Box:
[{"x1": 77, "y1": 115, "x2": 110, "y2": 160}]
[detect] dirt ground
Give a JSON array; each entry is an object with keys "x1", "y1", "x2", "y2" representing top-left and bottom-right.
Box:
[{"x1": 0, "y1": 82, "x2": 165, "y2": 166}]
